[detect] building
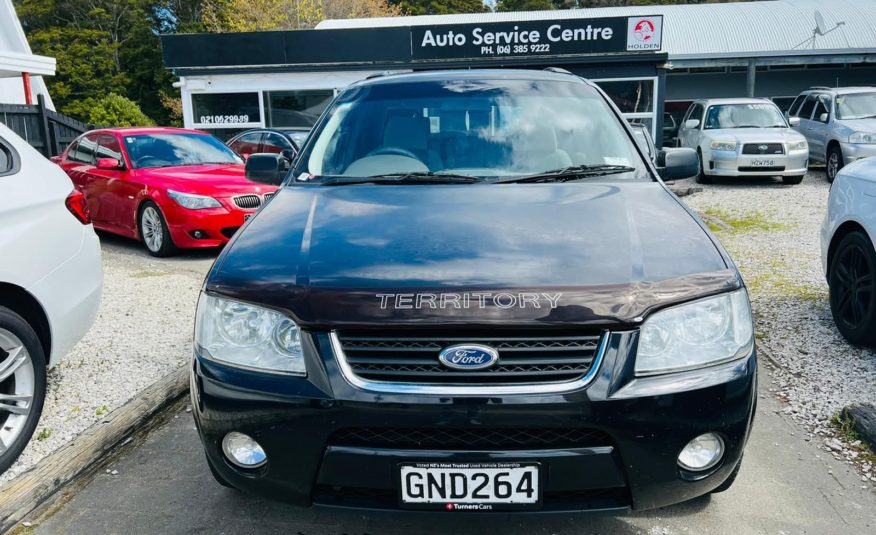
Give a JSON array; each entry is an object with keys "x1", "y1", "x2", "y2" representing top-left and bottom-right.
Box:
[
  {"x1": 0, "y1": 0, "x2": 54, "y2": 107},
  {"x1": 161, "y1": 0, "x2": 876, "y2": 147}
]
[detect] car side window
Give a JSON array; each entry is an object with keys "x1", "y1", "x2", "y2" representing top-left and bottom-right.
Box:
[
  {"x1": 788, "y1": 95, "x2": 806, "y2": 117},
  {"x1": 69, "y1": 134, "x2": 99, "y2": 165},
  {"x1": 229, "y1": 132, "x2": 263, "y2": 155},
  {"x1": 813, "y1": 95, "x2": 831, "y2": 122},
  {"x1": 686, "y1": 104, "x2": 704, "y2": 127},
  {"x1": 798, "y1": 95, "x2": 817, "y2": 120},
  {"x1": 262, "y1": 133, "x2": 292, "y2": 154},
  {"x1": 0, "y1": 135, "x2": 20, "y2": 177},
  {"x1": 96, "y1": 135, "x2": 124, "y2": 163}
]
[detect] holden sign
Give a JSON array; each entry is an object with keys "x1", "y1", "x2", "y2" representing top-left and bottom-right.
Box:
[
  {"x1": 410, "y1": 15, "x2": 663, "y2": 61},
  {"x1": 627, "y1": 16, "x2": 663, "y2": 51}
]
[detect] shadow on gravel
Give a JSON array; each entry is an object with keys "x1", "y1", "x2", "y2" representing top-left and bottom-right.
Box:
[{"x1": 95, "y1": 230, "x2": 221, "y2": 262}]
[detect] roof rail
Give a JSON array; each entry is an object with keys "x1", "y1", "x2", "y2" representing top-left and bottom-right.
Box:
[
  {"x1": 365, "y1": 71, "x2": 393, "y2": 80},
  {"x1": 543, "y1": 67, "x2": 573, "y2": 75},
  {"x1": 809, "y1": 86, "x2": 831, "y2": 90}
]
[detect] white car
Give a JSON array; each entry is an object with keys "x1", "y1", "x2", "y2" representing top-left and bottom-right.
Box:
[
  {"x1": 0, "y1": 123, "x2": 102, "y2": 473},
  {"x1": 677, "y1": 98, "x2": 809, "y2": 185},
  {"x1": 820, "y1": 157, "x2": 876, "y2": 346}
]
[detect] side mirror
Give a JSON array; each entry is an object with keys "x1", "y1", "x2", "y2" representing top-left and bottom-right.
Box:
[
  {"x1": 819, "y1": 113, "x2": 829, "y2": 123},
  {"x1": 96, "y1": 157, "x2": 122, "y2": 170},
  {"x1": 245, "y1": 153, "x2": 287, "y2": 185},
  {"x1": 657, "y1": 147, "x2": 699, "y2": 180},
  {"x1": 788, "y1": 116, "x2": 801, "y2": 127},
  {"x1": 684, "y1": 119, "x2": 700, "y2": 129}
]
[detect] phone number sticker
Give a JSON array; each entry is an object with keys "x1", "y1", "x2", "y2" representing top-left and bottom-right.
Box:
[{"x1": 198, "y1": 115, "x2": 251, "y2": 124}]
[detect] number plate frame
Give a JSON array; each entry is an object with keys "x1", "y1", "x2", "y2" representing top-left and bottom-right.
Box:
[
  {"x1": 397, "y1": 462, "x2": 542, "y2": 511},
  {"x1": 750, "y1": 159, "x2": 775, "y2": 167}
]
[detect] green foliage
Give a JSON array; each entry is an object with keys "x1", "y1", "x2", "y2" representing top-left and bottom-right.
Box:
[
  {"x1": 496, "y1": 0, "x2": 554, "y2": 11},
  {"x1": 394, "y1": 0, "x2": 489, "y2": 16},
  {"x1": 80, "y1": 94, "x2": 155, "y2": 127}
]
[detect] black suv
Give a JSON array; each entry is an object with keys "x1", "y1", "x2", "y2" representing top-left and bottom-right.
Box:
[{"x1": 191, "y1": 69, "x2": 756, "y2": 514}]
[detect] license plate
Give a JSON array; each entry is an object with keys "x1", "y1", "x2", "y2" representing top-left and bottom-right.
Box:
[
  {"x1": 750, "y1": 159, "x2": 775, "y2": 167},
  {"x1": 399, "y1": 462, "x2": 540, "y2": 511}
]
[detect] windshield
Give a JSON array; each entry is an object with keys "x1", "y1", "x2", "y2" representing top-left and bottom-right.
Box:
[
  {"x1": 296, "y1": 77, "x2": 646, "y2": 182},
  {"x1": 836, "y1": 93, "x2": 876, "y2": 120},
  {"x1": 284, "y1": 130, "x2": 310, "y2": 148},
  {"x1": 704, "y1": 103, "x2": 787, "y2": 129},
  {"x1": 123, "y1": 133, "x2": 242, "y2": 169}
]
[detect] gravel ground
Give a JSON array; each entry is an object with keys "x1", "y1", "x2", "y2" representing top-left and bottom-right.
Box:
[
  {"x1": 0, "y1": 234, "x2": 215, "y2": 484},
  {"x1": 678, "y1": 169, "x2": 876, "y2": 480}
]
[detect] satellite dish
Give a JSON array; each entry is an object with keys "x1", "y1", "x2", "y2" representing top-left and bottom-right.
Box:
[{"x1": 815, "y1": 11, "x2": 828, "y2": 35}]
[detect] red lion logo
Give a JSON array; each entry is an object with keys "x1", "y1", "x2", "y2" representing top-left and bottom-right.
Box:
[{"x1": 634, "y1": 19, "x2": 655, "y2": 42}]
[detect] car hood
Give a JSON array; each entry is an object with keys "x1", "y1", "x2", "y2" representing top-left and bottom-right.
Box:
[
  {"x1": 133, "y1": 164, "x2": 273, "y2": 196},
  {"x1": 702, "y1": 128, "x2": 804, "y2": 143},
  {"x1": 208, "y1": 182, "x2": 739, "y2": 327},
  {"x1": 836, "y1": 118, "x2": 876, "y2": 132}
]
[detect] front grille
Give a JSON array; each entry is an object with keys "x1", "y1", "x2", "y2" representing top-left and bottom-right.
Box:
[
  {"x1": 233, "y1": 194, "x2": 261, "y2": 210},
  {"x1": 313, "y1": 485, "x2": 630, "y2": 511},
  {"x1": 220, "y1": 226, "x2": 240, "y2": 238},
  {"x1": 738, "y1": 165, "x2": 786, "y2": 172},
  {"x1": 330, "y1": 427, "x2": 613, "y2": 450},
  {"x1": 263, "y1": 192, "x2": 275, "y2": 202},
  {"x1": 336, "y1": 330, "x2": 604, "y2": 385},
  {"x1": 741, "y1": 143, "x2": 784, "y2": 155}
]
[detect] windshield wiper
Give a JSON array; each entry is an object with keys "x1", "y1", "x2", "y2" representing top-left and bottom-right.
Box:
[
  {"x1": 491, "y1": 164, "x2": 637, "y2": 184},
  {"x1": 319, "y1": 172, "x2": 481, "y2": 186}
]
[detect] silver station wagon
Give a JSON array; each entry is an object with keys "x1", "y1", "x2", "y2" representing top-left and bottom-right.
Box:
[{"x1": 678, "y1": 98, "x2": 809, "y2": 185}]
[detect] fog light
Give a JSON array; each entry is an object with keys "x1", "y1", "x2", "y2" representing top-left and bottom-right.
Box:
[
  {"x1": 222, "y1": 431, "x2": 266, "y2": 468},
  {"x1": 191, "y1": 230, "x2": 208, "y2": 239},
  {"x1": 678, "y1": 433, "x2": 724, "y2": 471}
]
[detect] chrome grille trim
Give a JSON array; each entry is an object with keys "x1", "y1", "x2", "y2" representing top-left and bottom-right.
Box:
[
  {"x1": 233, "y1": 194, "x2": 262, "y2": 210},
  {"x1": 330, "y1": 330, "x2": 610, "y2": 395}
]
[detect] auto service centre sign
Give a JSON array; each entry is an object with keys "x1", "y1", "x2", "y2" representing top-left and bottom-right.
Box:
[{"x1": 411, "y1": 15, "x2": 663, "y2": 61}]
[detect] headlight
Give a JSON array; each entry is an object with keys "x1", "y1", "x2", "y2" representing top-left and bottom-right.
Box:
[
  {"x1": 849, "y1": 132, "x2": 876, "y2": 144},
  {"x1": 710, "y1": 140, "x2": 737, "y2": 151},
  {"x1": 788, "y1": 139, "x2": 808, "y2": 151},
  {"x1": 636, "y1": 289, "x2": 753, "y2": 376},
  {"x1": 195, "y1": 293, "x2": 305, "y2": 375},
  {"x1": 167, "y1": 189, "x2": 222, "y2": 209}
]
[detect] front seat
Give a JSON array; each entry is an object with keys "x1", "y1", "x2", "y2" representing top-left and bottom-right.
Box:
[
  {"x1": 382, "y1": 114, "x2": 442, "y2": 171},
  {"x1": 517, "y1": 125, "x2": 572, "y2": 172}
]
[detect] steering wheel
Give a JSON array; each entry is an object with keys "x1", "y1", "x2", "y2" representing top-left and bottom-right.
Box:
[
  {"x1": 366, "y1": 147, "x2": 421, "y2": 161},
  {"x1": 136, "y1": 156, "x2": 168, "y2": 168}
]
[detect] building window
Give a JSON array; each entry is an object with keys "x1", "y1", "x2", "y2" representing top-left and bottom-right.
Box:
[
  {"x1": 593, "y1": 78, "x2": 658, "y2": 142},
  {"x1": 191, "y1": 93, "x2": 260, "y2": 126},
  {"x1": 264, "y1": 90, "x2": 334, "y2": 128}
]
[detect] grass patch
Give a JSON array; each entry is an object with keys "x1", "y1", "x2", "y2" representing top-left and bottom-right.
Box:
[
  {"x1": 831, "y1": 412, "x2": 876, "y2": 466},
  {"x1": 747, "y1": 272, "x2": 825, "y2": 302},
  {"x1": 95, "y1": 405, "x2": 109, "y2": 417},
  {"x1": 702, "y1": 208, "x2": 791, "y2": 233},
  {"x1": 35, "y1": 428, "x2": 52, "y2": 441}
]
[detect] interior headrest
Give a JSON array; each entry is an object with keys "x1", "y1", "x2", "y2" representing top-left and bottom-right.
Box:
[{"x1": 383, "y1": 114, "x2": 429, "y2": 151}]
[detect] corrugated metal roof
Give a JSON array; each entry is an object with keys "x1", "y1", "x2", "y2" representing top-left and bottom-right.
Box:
[{"x1": 316, "y1": 0, "x2": 876, "y2": 59}]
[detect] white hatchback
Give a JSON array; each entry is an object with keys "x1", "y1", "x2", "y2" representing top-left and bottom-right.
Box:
[
  {"x1": 0, "y1": 123, "x2": 103, "y2": 473},
  {"x1": 821, "y1": 157, "x2": 876, "y2": 346}
]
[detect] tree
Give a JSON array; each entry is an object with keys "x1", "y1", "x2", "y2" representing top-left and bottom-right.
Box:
[
  {"x1": 81, "y1": 93, "x2": 155, "y2": 127},
  {"x1": 496, "y1": 0, "x2": 553, "y2": 12},
  {"x1": 393, "y1": 1, "x2": 489, "y2": 16},
  {"x1": 203, "y1": 0, "x2": 404, "y2": 32}
]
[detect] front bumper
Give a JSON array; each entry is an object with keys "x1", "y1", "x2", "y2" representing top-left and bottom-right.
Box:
[
  {"x1": 703, "y1": 147, "x2": 808, "y2": 177},
  {"x1": 163, "y1": 203, "x2": 255, "y2": 249},
  {"x1": 191, "y1": 330, "x2": 757, "y2": 514},
  {"x1": 839, "y1": 142, "x2": 876, "y2": 163}
]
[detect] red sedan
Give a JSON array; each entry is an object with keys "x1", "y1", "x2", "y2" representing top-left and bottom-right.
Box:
[{"x1": 54, "y1": 127, "x2": 278, "y2": 256}]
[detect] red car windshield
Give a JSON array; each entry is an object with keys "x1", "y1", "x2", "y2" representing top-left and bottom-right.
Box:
[{"x1": 123, "y1": 133, "x2": 242, "y2": 169}]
